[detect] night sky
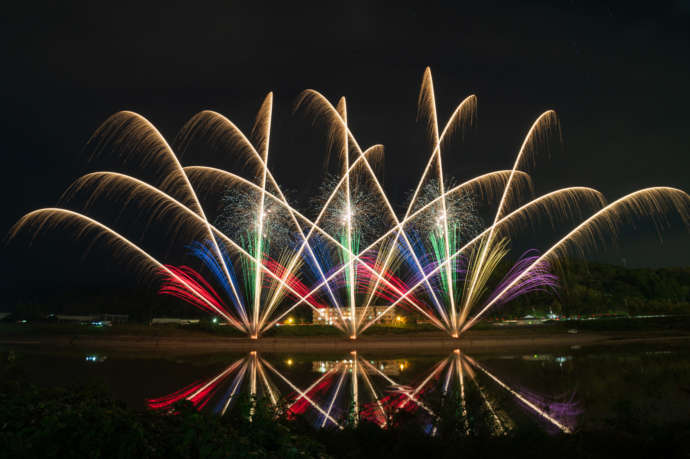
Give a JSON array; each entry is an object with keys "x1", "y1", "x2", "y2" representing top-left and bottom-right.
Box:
[{"x1": 1, "y1": 1, "x2": 689, "y2": 299}]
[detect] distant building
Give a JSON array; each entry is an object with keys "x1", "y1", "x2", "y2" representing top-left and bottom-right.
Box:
[
  {"x1": 55, "y1": 313, "x2": 129, "y2": 324},
  {"x1": 102, "y1": 313, "x2": 129, "y2": 324},
  {"x1": 312, "y1": 358, "x2": 409, "y2": 376},
  {"x1": 312, "y1": 306, "x2": 397, "y2": 326},
  {"x1": 56, "y1": 314, "x2": 99, "y2": 322},
  {"x1": 151, "y1": 317, "x2": 200, "y2": 325}
]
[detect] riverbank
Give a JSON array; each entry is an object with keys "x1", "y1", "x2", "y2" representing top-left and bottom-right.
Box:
[{"x1": 2, "y1": 326, "x2": 689, "y2": 353}]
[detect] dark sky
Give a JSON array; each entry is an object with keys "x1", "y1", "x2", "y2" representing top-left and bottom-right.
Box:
[{"x1": 1, "y1": 0, "x2": 689, "y2": 298}]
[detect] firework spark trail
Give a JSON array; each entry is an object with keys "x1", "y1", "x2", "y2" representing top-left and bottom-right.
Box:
[
  {"x1": 397, "y1": 357, "x2": 449, "y2": 411},
  {"x1": 459, "y1": 110, "x2": 558, "y2": 330},
  {"x1": 56, "y1": 173, "x2": 344, "y2": 330},
  {"x1": 249, "y1": 353, "x2": 258, "y2": 417},
  {"x1": 460, "y1": 187, "x2": 690, "y2": 333},
  {"x1": 419, "y1": 68, "x2": 459, "y2": 333},
  {"x1": 354, "y1": 259, "x2": 428, "y2": 314},
  {"x1": 86, "y1": 111, "x2": 203, "y2": 215},
  {"x1": 150, "y1": 353, "x2": 284, "y2": 417},
  {"x1": 429, "y1": 358, "x2": 455, "y2": 437},
  {"x1": 460, "y1": 237, "x2": 511, "y2": 321},
  {"x1": 174, "y1": 109, "x2": 353, "y2": 333},
  {"x1": 158, "y1": 266, "x2": 231, "y2": 316},
  {"x1": 288, "y1": 362, "x2": 342, "y2": 414},
  {"x1": 463, "y1": 354, "x2": 572, "y2": 433},
  {"x1": 357, "y1": 187, "x2": 607, "y2": 334},
  {"x1": 252, "y1": 93, "x2": 273, "y2": 338},
  {"x1": 321, "y1": 365, "x2": 348, "y2": 428},
  {"x1": 221, "y1": 360, "x2": 249, "y2": 415},
  {"x1": 301, "y1": 87, "x2": 563, "y2": 337},
  {"x1": 483, "y1": 250, "x2": 558, "y2": 307},
  {"x1": 337, "y1": 98, "x2": 358, "y2": 338},
  {"x1": 360, "y1": 92, "x2": 477, "y2": 331},
  {"x1": 186, "y1": 167, "x2": 516, "y2": 333},
  {"x1": 453, "y1": 351, "x2": 470, "y2": 433},
  {"x1": 7, "y1": 208, "x2": 244, "y2": 329},
  {"x1": 260, "y1": 357, "x2": 343, "y2": 429},
  {"x1": 147, "y1": 380, "x2": 208, "y2": 410},
  {"x1": 461, "y1": 358, "x2": 506, "y2": 435},
  {"x1": 351, "y1": 353, "x2": 360, "y2": 426},
  {"x1": 97, "y1": 112, "x2": 252, "y2": 330},
  {"x1": 185, "y1": 241, "x2": 247, "y2": 320},
  {"x1": 256, "y1": 355, "x2": 279, "y2": 405},
  {"x1": 356, "y1": 358, "x2": 388, "y2": 427},
  {"x1": 81, "y1": 112, "x2": 251, "y2": 330},
  {"x1": 360, "y1": 359, "x2": 437, "y2": 419},
  {"x1": 289, "y1": 373, "x2": 340, "y2": 418},
  {"x1": 186, "y1": 357, "x2": 245, "y2": 402},
  {"x1": 187, "y1": 168, "x2": 511, "y2": 288}
]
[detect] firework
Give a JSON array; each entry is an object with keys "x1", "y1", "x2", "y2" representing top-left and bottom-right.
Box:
[{"x1": 7, "y1": 68, "x2": 689, "y2": 339}]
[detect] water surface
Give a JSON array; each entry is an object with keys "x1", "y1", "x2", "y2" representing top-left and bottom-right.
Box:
[{"x1": 8, "y1": 342, "x2": 690, "y2": 434}]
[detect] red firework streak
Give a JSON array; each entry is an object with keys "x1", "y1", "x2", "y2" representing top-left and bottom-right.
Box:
[
  {"x1": 356, "y1": 256, "x2": 435, "y2": 319},
  {"x1": 158, "y1": 265, "x2": 231, "y2": 316},
  {"x1": 147, "y1": 359, "x2": 245, "y2": 411},
  {"x1": 158, "y1": 256, "x2": 328, "y2": 322},
  {"x1": 287, "y1": 372, "x2": 339, "y2": 418}
]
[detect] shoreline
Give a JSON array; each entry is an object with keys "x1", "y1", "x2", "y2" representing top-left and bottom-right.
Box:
[{"x1": 2, "y1": 330, "x2": 690, "y2": 353}]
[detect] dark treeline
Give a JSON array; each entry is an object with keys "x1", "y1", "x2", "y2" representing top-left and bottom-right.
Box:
[
  {"x1": 490, "y1": 261, "x2": 690, "y2": 319},
  {"x1": 4, "y1": 285, "x2": 181, "y2": 322},
  {"x1": 4, "y1": 262, "x2": 690, "y2": 322}
]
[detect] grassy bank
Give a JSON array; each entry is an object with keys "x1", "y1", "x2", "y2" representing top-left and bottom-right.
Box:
[{"x1": 2, "y1": 315, "x2": 690, "y2": 340}]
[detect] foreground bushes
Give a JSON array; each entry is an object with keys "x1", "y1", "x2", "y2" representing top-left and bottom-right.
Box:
[
  {"x1": 0, "y1": 361, "x2": 325, "y2": 458},
  {"x1": 2, "y1": 356, "x2": 690, "y2": 458}
]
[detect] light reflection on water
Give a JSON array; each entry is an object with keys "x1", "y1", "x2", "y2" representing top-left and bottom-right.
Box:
[
  {"x1": 146, "y1": 349, "x2": 579, "y2": 435},
  {"x1": 11, "y1": 345, "x2": 690, "y2": 435}
]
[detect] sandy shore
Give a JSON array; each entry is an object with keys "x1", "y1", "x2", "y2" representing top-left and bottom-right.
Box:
[{"x1": 2, "y1": 330, "x2": 689, "y2": 354}]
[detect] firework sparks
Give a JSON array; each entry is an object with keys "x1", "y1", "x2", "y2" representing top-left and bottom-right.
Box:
[{"x1": 7, "y1": 68, "x2": 689, "y2": 339}]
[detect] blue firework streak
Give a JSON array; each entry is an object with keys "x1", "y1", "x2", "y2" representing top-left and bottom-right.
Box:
[
  {"x1": 299, "y1": 235, "x2": 342, "y2": 305},
  {"x1": 186, "y1": 239, "x2": 246, "y2": 318}
]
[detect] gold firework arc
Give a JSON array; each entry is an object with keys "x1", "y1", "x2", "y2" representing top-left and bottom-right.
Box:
[{"x1": 8, "y1": 208, "x2": 244, "y2": 329}]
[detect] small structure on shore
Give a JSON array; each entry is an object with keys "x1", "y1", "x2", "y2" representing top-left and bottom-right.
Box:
[
  {"x1": 150, "y1": 317, "x2": 200, "y2": 325},
  {"x1": 55, "y1": 313, "x2": 128, "y2": 324},
  {"x1": 312, "y1": 306, "x2": 397, "y2": 326}
]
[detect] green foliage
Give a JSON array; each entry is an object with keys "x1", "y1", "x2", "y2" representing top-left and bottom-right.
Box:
[
  {"x1": 557, "y1": 262, "x2": 690, "y2": 317},
  {"x1": 0, "y1": 357, "x2": 325, "y2": 458},
  {"x1": 486, "y1": 261, "x2": 690, "y2": 319}
]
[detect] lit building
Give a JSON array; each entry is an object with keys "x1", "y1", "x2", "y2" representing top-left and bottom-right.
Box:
[
  {"x1": 312, "y1": 306, "x2": 397, "y2": 326},
  {"x1": 312, "y1": 358, "x2": 409, "y2": 376}
]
